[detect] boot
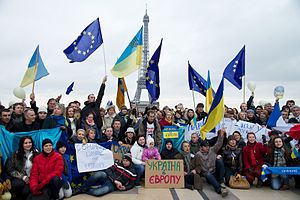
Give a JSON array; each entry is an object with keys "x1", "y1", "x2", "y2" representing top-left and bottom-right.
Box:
[{"x1": 194, "y1": 174, "x2": 203, "y2": 190}]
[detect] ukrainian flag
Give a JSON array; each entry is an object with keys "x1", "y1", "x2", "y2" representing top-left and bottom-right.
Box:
[
  {"x1": 205, "y1": 70, "x2": 214, "y2": 113},
  {"x1": 111, "y1": 27, "x2": 143, "y2": 78},
  {"x1": 200, "y1": 77, "x2": 224, "y2": 140},
  {"x1": 116, "y1": 77, "x2": 128, "y2": 110},
  {"x1": 20, "y1": 45, "x2": 49, "y2": 87}
]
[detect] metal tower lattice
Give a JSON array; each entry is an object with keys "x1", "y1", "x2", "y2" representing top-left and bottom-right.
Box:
[{"x1": 133, "y1": 10, "x2": 151, "y2": 110}]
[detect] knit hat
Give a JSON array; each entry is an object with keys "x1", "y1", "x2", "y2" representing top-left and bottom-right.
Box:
[
  {"x1": 123, "y1": 153, "x2": 132, "y2": 163},
  {"x1": 246, "y1": 109, "x2": 255, "y2": 114},
  {"x1": 120, "y1": 105, "x2": 127, "y2": 111},
  {"x1": 42, "y1": 138, "x2": 53, "y2": 147},
  {"x1": 147, "y1": 137, "x2": 155, "y2": 147},
  {"x1": 38, "y1": 106, "x2": 48, "y2": 113},
  {"x1": 105, "y1": 100, "x2": 115, "y2": 111},
  {"x1": 165, "y1": 139, "x2": 173, "y2": 145},
  {"x1": 56, "y1": 141, "x2": 66, "y2": 150}
]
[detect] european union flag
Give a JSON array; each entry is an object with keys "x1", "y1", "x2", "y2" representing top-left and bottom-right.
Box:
[
  {"x1": 188, "y1": 62, "x2": 207, "y2": 96},
  {"x1": 63, "y1": 18, "x2": 103, "y2": 63},
  {"x1": 146, "y1": 39, "x2": 162, "y2": 103},
  {"x1": 223, "y1": 46, "x2": 245, "y2": 90},
  {"x1": 66, "y1": 82, "x2": 74, "y2": 95}
]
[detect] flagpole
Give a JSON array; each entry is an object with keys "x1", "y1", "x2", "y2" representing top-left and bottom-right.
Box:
[
  {"x1": 192, "y1": 89, "x2": 196, "y2": 109},
  {"x1": 102, "y1": 44, "x2": 107, "y2": 75},
  {"x1": 243, "y1": 75, "x2": 246, "y2": 103}
]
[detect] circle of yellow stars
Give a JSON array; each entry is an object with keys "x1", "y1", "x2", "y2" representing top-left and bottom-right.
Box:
[
  {"x1": 146, "y1": 60, "x2": 159, "y2": 88},
  {"x1": 73, "y1": 31, "x2": 95, "y2": 55},
  {"x1": 233, "y1": 60, "x2": 242, "y2": 80}
]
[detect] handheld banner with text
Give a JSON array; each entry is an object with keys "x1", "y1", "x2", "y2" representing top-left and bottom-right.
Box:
[
  {"x1": 111, "y1": 144, "x2": 132, "y2": 162},
  {"x1": 145, "y1": 160, "x2": 184, "y2": 188},
  {"x1": 161, "y1": 126, "x2": 185, "y2": 152},
  {"x1": 75, "y1": 143, "x2": 114, "y2": 173}
]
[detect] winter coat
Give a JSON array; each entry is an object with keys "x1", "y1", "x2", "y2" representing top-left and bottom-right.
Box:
[
  {"x1": 30, "y1": 151, "x2": 64, "y2": 195},
  {"x1": 80, "y1": 83, "x2": 106, "y2": 130},
  {"x1": 42, "y1": 115, "x2": 66, "y2": 129},
  {"x1": 243, "y1": 141, "x2": 268, "y2": 172},
  {"x1": 138, "y1": 118, "x2": 162, "y2": 149},
  {"x1": 142, "y1": 147, "x2": 161, "y2": 161},
  {"x1": 194, "y1": 134, "x2": 224, "y2": 174},
  {"x1": 161, "y1": 147, "x2": 179, "y2": 159},
  {"x1": 131, "y1": 141, "x2": 145, "y2": 165},
  {"x1": 222, "y1": 145, "x2": 243, "y2": 172},
  {"x1": 106, "y1": 162, "x2": 137, "y2": 191},
  {"x1": 6, "y1": 150, "x2": 39, "y2": 180},
  {"x1": 102, "y1": 114, "x2": 116, "y2": 131}
]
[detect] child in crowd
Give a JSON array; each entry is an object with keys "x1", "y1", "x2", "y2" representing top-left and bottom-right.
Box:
[
  {"x1": 142, "y1": 137, "x2": 161, "y2": 161},
  {"x1": 56, "y1": 142, "x2": 72, "y2": 198}
]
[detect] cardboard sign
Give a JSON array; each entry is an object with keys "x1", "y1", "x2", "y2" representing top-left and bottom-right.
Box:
[
  {"x1": 111, "y1": 144, "x2": 132, "y2": 162},
  {"x1": 75, "y1": 143, "x2": 114, "y2": 173},
  {"x1": 145, "y1": 159, "x2": 184, "y2": 188}
]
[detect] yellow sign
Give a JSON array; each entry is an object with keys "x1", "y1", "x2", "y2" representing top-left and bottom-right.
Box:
[{"x1": 163, "y1": 131, "x2": 178, "y2": 138}]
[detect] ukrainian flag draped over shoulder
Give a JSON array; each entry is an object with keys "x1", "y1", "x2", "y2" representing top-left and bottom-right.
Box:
[
  {"x1": 200, "y1": 77, "x2": 224, "y2": 140},
  {"x1": 111, "y1": 27, "x2": 143, "y2": 78},
  {"x1": 20, "y1": 45, "x2": 49, "y2": 87},
  {"x1": 116, "y1": 78, "x2": 128, "y2": 110}
]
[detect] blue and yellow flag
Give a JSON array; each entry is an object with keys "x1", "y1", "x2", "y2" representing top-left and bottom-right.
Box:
[
  {"x1": 223, "y1": 46, "x2": 245, "y2": 90},
  {"x1": 116, "y1": 77, "x2": 128, "y2": 110},
  {"x1": 188, "y1": 62, "x2": 207, "y2": 96},
  {"x1": 20, "y1": 45, "x2": 49, "y2": 88},
  {"x1": 200, "y1": 77, "x2": 224, "y2": 139},
  {"x1": 146, "y1": 39, "x2": 162, "y2": 103},
  {"x1": 205, "y1": 70, "x2": 214, "y2": 112},
  {"x1": 111, "y1": 27, "x2": 143, "y2": 78},
  {"x1": 64, "y1": 18, "x2": 103, "y2": 63}
]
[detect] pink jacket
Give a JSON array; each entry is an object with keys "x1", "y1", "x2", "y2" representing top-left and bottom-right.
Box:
[{"x1": 142, "y1": 147, "x2": 161, "y2": 161}]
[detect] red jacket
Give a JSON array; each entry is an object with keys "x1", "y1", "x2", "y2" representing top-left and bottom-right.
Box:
[
  {"x1": 30, "y1": 151, "x2": 64, "y2": 195},
  {"x1": 243, "y1": 142, "x2": 268, "y2": 172}
]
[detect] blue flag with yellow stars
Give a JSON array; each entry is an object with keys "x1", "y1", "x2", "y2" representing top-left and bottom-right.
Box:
[
  {"x1": 188, "y1": 62, "x2": 207, "y2": 96},
  {"x1": 64, "y1": 18, "x2": 103, "y2": 63},
  {"x1": 66, "y1": 82, "x2": 74, "y2": 95},
  {"x1": 146, "y1": 39, "x2": 162, "y2": 103},
  {"x1": 223, "y1": 46, "x2": 245, "y2": 90}
]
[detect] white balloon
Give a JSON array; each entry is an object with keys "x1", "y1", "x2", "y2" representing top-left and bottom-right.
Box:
[
  {"x1": 247, "y1": 81, "x2": 256, "y2": 92},
  {"x1": 13, "y1": 87, "x2": 26, "y2": 99},
  {"x1": 274, "y1": 86, "x2": 284, "y2": 99},
  {"x1": 258, "y1": 100, "x2": 267, "y2": 106}
]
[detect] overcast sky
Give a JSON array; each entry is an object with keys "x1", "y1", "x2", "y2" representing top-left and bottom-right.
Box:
[{"x1": 1, "y1": 0, "x2": 300, "y2": 110}]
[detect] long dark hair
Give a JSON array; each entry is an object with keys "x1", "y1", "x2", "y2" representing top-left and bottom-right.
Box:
[
  {"x1": 269, "y1": 136, "x2": 290, "y2": 165},
  {"x1": 17, "y1": 136, "x2": 35, "y2": 160}
]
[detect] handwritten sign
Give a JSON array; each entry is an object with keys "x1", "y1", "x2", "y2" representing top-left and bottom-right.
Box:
[
  {"x1": 111, "y1": 144, "x2": 132, "y2": 162},
  {"x1": 75, "y1": 143, "x2": 114, "y2": 173},
  {"x1": 145, "y1": 160, "x2": 184, "y2": 188}
]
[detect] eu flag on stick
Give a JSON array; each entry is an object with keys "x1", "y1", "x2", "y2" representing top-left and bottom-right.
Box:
[
  {"x1": 188, "y1": 62, "x2": 207, "y2": 96},
  {"x1": 64, "y1": 18, "x2": 103, "y2": 63},
  {"x1": 223, "y1": 46, "x2": 245, "y2": 90},
  {"x1": 20, "y1": 45, "x2": 49, "y2": 88},
  {"x1": 146, "y1": 39, "x2": 162, "y2": 103},
  {"x1": 66, "y1": 82, "x2": 74, "y2": 95}
]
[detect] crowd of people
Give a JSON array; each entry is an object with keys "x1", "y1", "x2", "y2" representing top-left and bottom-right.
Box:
[{"x1": 0, "y1": 76, "x2": 300, "y2": 200}]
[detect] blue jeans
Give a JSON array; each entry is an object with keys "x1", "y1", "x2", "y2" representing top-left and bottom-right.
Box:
[
  {"x1": 81, "y1": 171, "x2": 115, "y2": 196},
  {"x1": 271, "y1": 175, "x2": 289, "y2": 190},
  {"x1": 134, "y1": 164, "x2": 145, "y2": 185},
  {"x1": 204, "y1": 159, "x2": 225, "y2": 193}
]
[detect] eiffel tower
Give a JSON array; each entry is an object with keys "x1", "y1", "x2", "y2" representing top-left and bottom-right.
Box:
[{"x1": 132, "y1": 9, "x2": 158, "y2": 112}]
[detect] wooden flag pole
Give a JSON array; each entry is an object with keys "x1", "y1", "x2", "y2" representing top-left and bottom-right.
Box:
[
  {"x1": 102, "y1": 44, "x2": 107, "y2": 75},
  {"x1": 192, "y1": 89, "x2": 196, "y2": 109}
]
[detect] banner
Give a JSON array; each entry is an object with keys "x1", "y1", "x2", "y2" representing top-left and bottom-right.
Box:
[
  {"x1": 234, "y1": 121, "x2": 270, "y2": 142},
  {"x1": 145, "y1": 160, "x2": 184, "y2": 188},
  {"x1": 75, "y1": 143, "x2": 114, "y2": 173},
  {"x1": 161, "y1": 126, "x2": 185, "y2": 152},
  {"x1": 111, "y1": 144, "x2": 132, "y2": 163},
  {"x1": 184, "y1": 120, "x2": 204, "y2": 141},
  {"x1": 261, "y1": 165, "x2": 300, "y2": 182}
]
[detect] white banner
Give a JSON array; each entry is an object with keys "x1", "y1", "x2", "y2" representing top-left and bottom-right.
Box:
[
  {"x1": 184, "y1": 120, "x2": 204, "y2": 141},
  {"x1": 234, "y1": 120, "x2": 270, "y2": 142},
  {"x1": 75, "y1": 143, "x2": 114, "y2": 173}
]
